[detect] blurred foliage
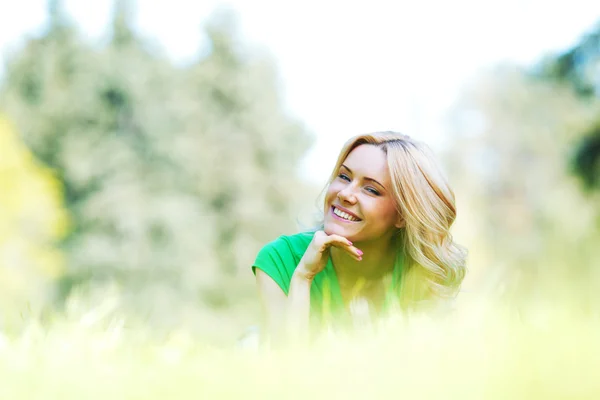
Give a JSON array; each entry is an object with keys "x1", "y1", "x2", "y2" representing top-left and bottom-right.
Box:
[
  {"x1": 0, "y1": 298, "x2": 599, "y2": 399},
  {"x1": 447, "y1": 62, "x2": 600, "y2": 312},
  {"x1": 540, "y1": 22, "x2": 600, "y2": 189},
  {"x1": 0, "y1": 3, "x2": 599, "y2": 398},
  {"x1": 1, "y1": 0, "x2": 599, "y2": 354},
  {"x1": 0, "y1": 9, "x2": 599, "y2": 400},
  {"x1": 0, "y1": 1, "x2": 313, "y2": 333},
  {"x1": 0, "y1": 115, "x2": 69, "y2": 324}
]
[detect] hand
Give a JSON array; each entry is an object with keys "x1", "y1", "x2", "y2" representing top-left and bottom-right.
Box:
[{"x1": 295, "y1": 230, "x2": 363, "y2": 281}]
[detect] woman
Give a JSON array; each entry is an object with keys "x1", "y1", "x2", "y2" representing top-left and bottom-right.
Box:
[{"x1": 252, "y1": 132, "x2": 467, "y2": 343}]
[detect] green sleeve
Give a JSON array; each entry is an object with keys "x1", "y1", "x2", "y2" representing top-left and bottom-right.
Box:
[{"x1": 252, "y1": 237, "x2": 296, "y2": 295}]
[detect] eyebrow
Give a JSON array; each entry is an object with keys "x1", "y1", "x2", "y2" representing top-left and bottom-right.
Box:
[{"x1": 341, "y1": 164, "x2": 387, "y2": 190}]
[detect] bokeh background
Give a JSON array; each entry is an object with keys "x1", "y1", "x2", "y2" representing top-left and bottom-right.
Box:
[{"x1": 1, "y1": 1, "x2": 600, "y2": 398}]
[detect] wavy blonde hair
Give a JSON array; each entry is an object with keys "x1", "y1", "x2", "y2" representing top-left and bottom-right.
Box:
[{"x1": 322, "y1": 132, "x2": 467, "y2": 308}]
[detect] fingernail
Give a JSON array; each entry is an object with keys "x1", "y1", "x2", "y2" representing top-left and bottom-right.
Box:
[
  {"x1": 358, "y1": 256, "x2": 362, "y2": 261},
  {"x1": 357, "y1": 250, "x2": 363, "y2": 256},
  {"x1": 347, "y1": 241, "x2": 353, "y2": 246}
]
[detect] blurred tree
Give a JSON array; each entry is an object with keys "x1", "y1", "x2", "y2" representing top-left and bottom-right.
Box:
[
  {"x1": 0, "y1": 1, "x2": 312, "y2": 330},
  {"x1": 0, "y1": 115, "x2": 69, "y2": 324},
  {"x1": 541, "y1": 22, "x2": 600, "y2": 189},
  {"x1": 447, "y1": 64, "x2": 600, "y2": 309},
  {"x1": 182, "y1": 10, "x2": 312, "y2": 278}
]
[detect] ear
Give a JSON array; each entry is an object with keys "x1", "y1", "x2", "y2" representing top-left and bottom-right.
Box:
[{"x1": 394, "y1": 214, "x2": 405, "y2": 229}]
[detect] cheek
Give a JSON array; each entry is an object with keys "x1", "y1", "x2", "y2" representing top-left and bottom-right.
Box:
[
  {"x1": 368, "y1": 201, "x2": 398, "y2": 225},
  {"x1": 325, "y1": 182, "x2": 342, "y2": 203}
]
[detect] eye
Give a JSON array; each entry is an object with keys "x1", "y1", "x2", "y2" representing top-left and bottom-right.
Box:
[
  {"x1": 366, "y1": 187, "x2": 381, "y2": 196},
  {"x1": 338, "y1": 173, "x2": 351, "y2": 182}
]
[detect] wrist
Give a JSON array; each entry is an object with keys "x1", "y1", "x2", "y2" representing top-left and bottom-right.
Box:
[{"x1": 293, "y1": 263, "x2": 316, "y2": 283}]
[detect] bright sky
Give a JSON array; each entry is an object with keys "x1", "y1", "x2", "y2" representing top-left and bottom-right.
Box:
[{"x1": 1, "y1": 1, "x2": 599, "y2": 184}]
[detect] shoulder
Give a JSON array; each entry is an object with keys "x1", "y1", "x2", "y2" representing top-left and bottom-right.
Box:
[
  {"x1": 257, "y1": 231, "x2": 315, "y2": 259},
  {"x1": 272, "y1": 231, "x2": 315, "y2": 249},
  {"x1": 252, "y1": 231, "x2": 316, "y2": 293}
]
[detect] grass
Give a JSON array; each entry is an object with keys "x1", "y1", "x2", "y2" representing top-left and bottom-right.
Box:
[{"x1": 0, "y1": 293, "x2": 598, "y2": 399}]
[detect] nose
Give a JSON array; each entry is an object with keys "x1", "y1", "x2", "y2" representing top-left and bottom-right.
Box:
[{"x1": 337, "y1": 185, "x2": 357, "y2": 204}]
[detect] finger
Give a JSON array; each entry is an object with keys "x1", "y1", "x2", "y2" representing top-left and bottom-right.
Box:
[
  {"x1": 342, "y1": 244, "x2": 363, "y2": 261},
  {"x1": 312, "y1": 232, "x2": 347, "y2": 251},
  {"x1": 313, "y1": 232, "x2": 362, "y2": 261},
  {"x1": 322, "y1": 233, "x2": 353, "y2": 247},
  {"x1": 324, "y1": 235, "x2": 363, "y2": 261}
]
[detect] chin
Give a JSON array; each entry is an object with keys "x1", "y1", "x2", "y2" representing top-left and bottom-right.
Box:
[
  {"x1": 323, "y1": 222, "x2": 337, "y2": 236},
  {"x1": 323, "y1": 220, "x2": 353, "y2": 239},
  {"x1": 322, "y1": 219, "x2": 332, "y2": 233}
]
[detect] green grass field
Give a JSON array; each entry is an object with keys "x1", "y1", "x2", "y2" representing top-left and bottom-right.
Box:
[{"x1": 0, "y1": 293, "x2": 597, "y2": 399}]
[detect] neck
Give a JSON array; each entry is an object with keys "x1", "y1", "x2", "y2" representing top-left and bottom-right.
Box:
[{"x1": 331, "y1": 235, "x2": 399, "y2": 283}]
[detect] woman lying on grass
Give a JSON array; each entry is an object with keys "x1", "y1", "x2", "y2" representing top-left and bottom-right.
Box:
[{"x1": 252, "y1": 132, "x2": 467, "y2": 345}]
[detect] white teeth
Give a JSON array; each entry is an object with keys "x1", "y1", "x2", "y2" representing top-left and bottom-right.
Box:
[{"x1": 333, "y1": 207, "x2": 359, "y2": 222}]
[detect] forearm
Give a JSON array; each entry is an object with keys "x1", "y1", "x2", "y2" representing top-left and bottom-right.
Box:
[{"x1": 285, "y1": 264, "x2": 314, "y2": 343}]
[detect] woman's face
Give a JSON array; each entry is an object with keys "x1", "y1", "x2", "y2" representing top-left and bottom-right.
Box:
[{"x1": 324, "y1": 144, "x2": 402, "y2": 243}]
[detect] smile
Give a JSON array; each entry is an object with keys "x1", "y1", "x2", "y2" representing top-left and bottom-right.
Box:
[{"x1": 331, "y1": 206, "x2": 361, "y2": 222}]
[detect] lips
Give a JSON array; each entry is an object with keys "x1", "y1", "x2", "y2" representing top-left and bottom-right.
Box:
[{"x1": 331, "y1": 205, "x2": 362, "y2": 222}]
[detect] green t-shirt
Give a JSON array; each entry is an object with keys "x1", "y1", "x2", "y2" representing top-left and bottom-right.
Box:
[{"x1": 252, "y1": 231, "x2": 404, "y2": 328}]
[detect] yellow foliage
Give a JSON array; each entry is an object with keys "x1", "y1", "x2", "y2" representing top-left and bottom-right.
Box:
[{"x1": 0, "y1": 115, "x2": 70, "y2": 314}]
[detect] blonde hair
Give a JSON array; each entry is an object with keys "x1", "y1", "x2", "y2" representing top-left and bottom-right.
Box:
[{"x1": 323, "y1": 132, "x2": 467, "y2": 308}]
